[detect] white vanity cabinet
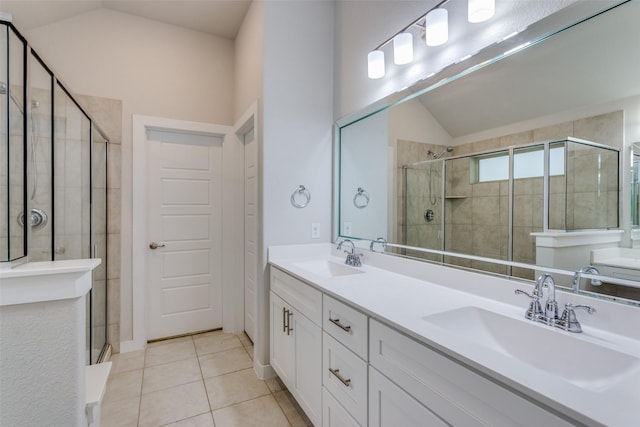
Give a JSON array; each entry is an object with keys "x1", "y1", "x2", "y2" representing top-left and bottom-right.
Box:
[
  {"x1": 270, "y1": 268, "x2": 322, "y2": 426},
  {"x1": 369, "y1": 319, "x2": 574, "y2": 427}
]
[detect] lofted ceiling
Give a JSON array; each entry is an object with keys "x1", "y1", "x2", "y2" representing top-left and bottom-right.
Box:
[{"x1": 0, "y1": 0, "x2": 252, "y2": 39}]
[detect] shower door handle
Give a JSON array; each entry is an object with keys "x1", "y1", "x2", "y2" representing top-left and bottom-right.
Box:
[{"x1": 149, "y1": 242, "x2": 166, "y2": 250}]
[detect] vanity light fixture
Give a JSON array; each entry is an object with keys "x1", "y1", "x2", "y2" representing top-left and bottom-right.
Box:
[
  {"x1": 368, "y1": 49, "x2": 385, "y2": 79},
  {"x1": 367, "y1": 0, "x2": 495, "y2": 79},
  {"x1": 425, "y1": 8, "x2": 448, "y2": 46},
  {"x1": 468, "y1": 0, "x2": 495, "y2": 23},
  {"x1": 502, "y1": 31, "x2": 519, "y2": 41},
  {"x1": 504, "y1": 42, "x2": 530, "y2": 56},
  {"x1": 393, "y1": 32, "x2": 414, "y2": 65}
]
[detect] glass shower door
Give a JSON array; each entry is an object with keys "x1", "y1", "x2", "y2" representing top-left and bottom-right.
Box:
[{"x1": 91, "y1": 127, "x2": 108, "y2": 363}]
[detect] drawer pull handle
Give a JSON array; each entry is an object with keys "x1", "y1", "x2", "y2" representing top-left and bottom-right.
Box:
[
  {"x1": 329, "y1": 368, "x2": 351, "y2": 387},
  {"x1": 283, "y1": 307, "x2": 287, "y2": 333},
  {"x1": 287, "y1": 311, "x2": 293, "y2": 335},
  {"x1": 329, "y1": 318, "x2": 351, "y2": 332}
]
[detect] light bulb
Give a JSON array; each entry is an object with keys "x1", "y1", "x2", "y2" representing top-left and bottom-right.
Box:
[
  {"x1": 426, "y1": 8, "x2": 448, "y2": 47},
  {"x1": 393, "y1": 33, "x2": 413, "y2": 65},
  {"x1": 367, "y1": 50, "x2": 385, "y2": 79},
  {"x1": 468, "y1": 0, "x2": 495, "y2": 23}
]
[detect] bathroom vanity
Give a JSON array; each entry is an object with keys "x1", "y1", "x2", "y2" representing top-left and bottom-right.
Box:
[{"x1": 269, "y1": 243, "x2": 640, "y2": 427}]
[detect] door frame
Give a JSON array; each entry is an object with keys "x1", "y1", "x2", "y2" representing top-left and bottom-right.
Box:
[{"x1": 130, "y1": 115, "x2": 232, "y2": 351}]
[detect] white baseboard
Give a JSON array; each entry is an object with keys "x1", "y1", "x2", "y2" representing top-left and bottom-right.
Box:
[
  {"x1": 119, "y1": 339, "x2": 146, "y2": 354},
  {"x1": 253, "y1": 359, "x2": 275, "y2": 380}
]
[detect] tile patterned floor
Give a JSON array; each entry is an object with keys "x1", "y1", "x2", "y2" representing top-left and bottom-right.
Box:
[{"x1": 102, "y1": 331, "x2": 313, "y2": 427}]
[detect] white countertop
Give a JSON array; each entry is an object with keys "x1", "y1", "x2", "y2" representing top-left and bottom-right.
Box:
[
  {"x1": 269, "y1": 243, "x2": 640, "y2": 427},
  {"x1": 592, "y1": 248, "x2": 640, "y2": 270},
  {"x1": 0, "y1": 258, "x2": 101, "y2": 306}
]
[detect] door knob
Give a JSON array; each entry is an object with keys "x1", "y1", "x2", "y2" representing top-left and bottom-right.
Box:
[{"x1": 149, "y1": 242, "x2": 166, "y2": 250}]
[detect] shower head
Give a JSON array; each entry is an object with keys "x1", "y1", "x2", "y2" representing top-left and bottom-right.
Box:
[{"x1": 429, "y1": 146, "x2": 455, "y2": 159}]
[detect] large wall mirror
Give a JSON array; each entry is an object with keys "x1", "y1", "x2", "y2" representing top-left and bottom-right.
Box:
[{"x1": 337, "y1": 0, "x2": 640, "y2": 304}]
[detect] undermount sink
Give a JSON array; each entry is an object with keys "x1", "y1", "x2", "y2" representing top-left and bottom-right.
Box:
[
  {"x1": 422, "y1": 306, "x2": 640, "y2": 392},
  {"x1": 293, "y1": 260, "x2": 365, "y2": 278}
]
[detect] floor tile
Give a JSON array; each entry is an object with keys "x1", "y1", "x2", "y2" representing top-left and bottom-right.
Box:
[
  {"x1": 239, "y1": 332, "x2": 253, "y2": 348},
  {"x1": 274, "y1": 390, "x2": 313, "y2": 427},
  {"x1": 212, "y1": 395, "x2": 290, "y2": 427},
  {"x1": 100, "y1": 394, "x2": 139, "y2": 427},
  {"x1": 142, "y1": 357, "x2": 202, "y2": 394},
  {"x1": 164, "y1": 412, "x2": 215, "y2": 427},
  {"x1": 204, "y1": 368, "x2": 270, "y2": 410},
  {"x1": 105, "y1": 369, "x2": 143, "y2": 400},
  {"x1": 265, "y1": 376, "x2": 286, "y2": 393},
  {"x1": 245, "y1": 344, "x2": 254, "y2": 360},
  {"x1": 199, "y1": 347, "x2": 253, "y2": 379},
  {"x1": 145, "y1": 339, "x2": 197, "y2": 367},
  {"x1": 138, "y1": 381, "x2": 210, "y2": 427},
  {"x1": 194, "y1": 332, "x2": 243, "y2": 356},
  {"x1": 110, "y1": 349, "x2": 145, "y2": 375}
]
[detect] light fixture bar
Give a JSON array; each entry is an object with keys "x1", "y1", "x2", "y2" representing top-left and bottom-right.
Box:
[{"x1": 371, "y1": 0, "x2": 451, "y2": 51}]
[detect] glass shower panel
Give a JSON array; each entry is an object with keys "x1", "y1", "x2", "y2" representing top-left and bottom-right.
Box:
[
  {"x1": 91, "y1": 127, "x2": 108, "y2": 364},
  {"x1": 512, "y1": 145, "x2": 545, "y2": 280},
  {"x1": 28, "y1": 54, "x2": 53, "y2": 262},
  {"x1": 1, "y1": 25, "x2": 27, "y2": 261},
  {"x1": 565, "y1": 140, "x2": 619, "y2": 230},
  {"x1": 444, "y1": 153, "x2": 509, "y2": 275},
  {"x1": 548, "y1": 141, "x2": 567, "y2": 229},
  {"x1": 53, "y1": 84, "x2": 91, "y2": 260},
  {"x1": 403, "y1": 161, "x2": 443, "y2": 262}
]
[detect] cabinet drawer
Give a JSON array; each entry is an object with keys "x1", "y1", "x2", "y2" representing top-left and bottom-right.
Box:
[
  {"x1": 323, "y1": 332, "x2": 368, "y2": 426},
  {"x1": 322, "y1": 387, "x2": 360, "y2": 427},
  {"x1": 369, "y1": 366, "x2": 448, "y2": 427},
  {"x1": 323, "y1": 294, "x2": 368, "y2": 360},
  {"x1": 271, "y1": 267, "x2": 322, "y2": 326},
  {"x1": 370, "y1": 320, "x2": 573, "y2": 427}
]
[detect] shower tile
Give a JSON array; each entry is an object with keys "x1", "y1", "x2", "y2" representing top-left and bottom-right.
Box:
[
  {"x1": 513, "y1": 195, "x2": 533, "y2": 227},
  {"x1": 107, "y1": 144, "x2": 122, "y2": 189},
  {"x1": 212, "y1": 395, "x2": 289, "y2": 427},
  {"x1": 138, "y1": 381, "x2": 210, "y2": 427},
  {"x1": 204, "y1": 368, "x2": 270, "y2": 410},
  {"x1": 472, "y1": 225, "x2": 502, "y2": 258},
  {"x1": 107, "y1": 234, "x2": 121, "y2": 280},
  {"x1": 573, "y1": 111, "x2": 623, "y2": 148},
  {"x1": 472, "y1": 181, "x2": 500, "y2": 197},
  {"x1": 472, "y1": 137, "x2": 500, "y2": 153},
  {"x1": 108, "y1": 323, "x2": 120, "y2": 354},
  {"x1": 472, "y1": 196, "x2": 501, "y2": 226},
  {"x1": 500, "y1": 130, "x2": 533, "y2": 147},
  {"x1": 533, "y1": 121, "x2": 573, "y2": 141},
  {"x1": 199, "y1": 347, "x2": 253, "y2": 379},
  {"x1": 107, "y1": 279, "x2": 120, "y2": 324},
  {"x1": 107, "y1": 188, "x2": 121, "y2": 234}
]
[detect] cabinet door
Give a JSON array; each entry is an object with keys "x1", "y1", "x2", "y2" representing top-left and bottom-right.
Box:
[
  {"x1": 369, "y1": 367, "x2": 449, "y2": 427},
  {"x1": 292, "y1": 305, "x2": 322, "y2": 426},
  {"x1": 270, "y1": 292, "x2": 293, "y2": 385},
  {"x1": 323, "y1": 387, "x2": 361, "y2": 427}
]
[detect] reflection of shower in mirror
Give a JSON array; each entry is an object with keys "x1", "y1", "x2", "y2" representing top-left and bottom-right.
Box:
[{"x1": 428, "y1": 146, "x2": 453, "y2": 205}]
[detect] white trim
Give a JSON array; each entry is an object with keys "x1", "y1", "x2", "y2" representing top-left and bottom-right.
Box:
[
  {"x1": 532, "y1": 230, "x2": 623, "y2": 248},
  {"x1": 131, "y1": 115, "x2": 231, "y2": 352}
]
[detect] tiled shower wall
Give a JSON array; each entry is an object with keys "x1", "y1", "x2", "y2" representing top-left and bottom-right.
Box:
[
  {"x1": 398, "y1": 110, "x2": 622, "y2": 279},
  {"x1": 78, "y1": 94, "x2": 123, "y2": 354}
]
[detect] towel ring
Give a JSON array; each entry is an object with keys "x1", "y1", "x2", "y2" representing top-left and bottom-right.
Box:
[
  {"x1": 291, "y1": 185, "x2": 311, "y2": 208},
  {"x1": 353, "y1": 187, "x2": 369, "y2": 209}
]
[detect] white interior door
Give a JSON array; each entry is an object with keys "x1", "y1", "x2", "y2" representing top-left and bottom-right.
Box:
[
  {"x1": 243, "y1": 127, "x2": 258, "y2": 342},
  {"x1": 146, "y1": 128, "x2": 223, "y2": 340}
]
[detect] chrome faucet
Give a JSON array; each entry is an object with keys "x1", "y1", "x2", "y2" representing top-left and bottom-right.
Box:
[
  {"x1": 572, "y1": 266, "x2": 602, "y2": 292},
  {"x1": 538, "y1": 274, "x2": 559, "y2": 323},
  {"x1": 337, "y1": 239, "x2": 363, "y2": 267},
  {"x1": 369, "y1": 237, "x2": 387, "y2": 253},
  {"x1": 516, "y1": 273, "x2": 595, "y2": 333}
]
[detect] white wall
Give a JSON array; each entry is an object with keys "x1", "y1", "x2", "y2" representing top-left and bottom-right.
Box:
[
  {"x1": 234, "y1": 0, "x2": 264, "y2": 121},
  {"x1": 256, "y1": 0, "x2": 334, "y2": 371},
  {"x1": 26, "y1": 8, "x2": 235, "y2": 342}
]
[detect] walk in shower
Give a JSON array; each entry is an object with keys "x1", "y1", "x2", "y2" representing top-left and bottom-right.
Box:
[
  {"x1": 1, "y1": 20, "x2": 110, "y2": 364},
  {"x1": 403, "y1": 138, "x2": 620, "y2": 279}
]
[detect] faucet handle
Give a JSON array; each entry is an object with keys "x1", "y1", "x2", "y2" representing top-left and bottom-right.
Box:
[
  {"x1": 558, "y1": 303, "x2": 596, "y2": 333},
  {"x1": 515, "y1": 289, "x2": 544, "y2": 320}
]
